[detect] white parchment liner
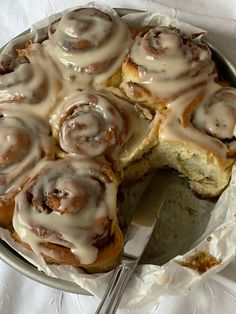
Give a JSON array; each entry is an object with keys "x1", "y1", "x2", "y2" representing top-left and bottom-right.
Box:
[{"x1": 1, "y1": 2, "x2": 236, "y2": 310}]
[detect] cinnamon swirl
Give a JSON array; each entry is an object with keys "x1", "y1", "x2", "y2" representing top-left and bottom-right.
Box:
[
  {"x1": 121, "y1": 26, "x2": 214, "y2": 110},
  {"x1": 0, "y1": 43, "x2": 62, "y2": 118},
  {"x1": 0, "y1": 106, "x2": 54, "y2": 228},
  {"x1": 192, "y1": 87, "x2": 236, "y2": 156},
  {"x1": 13, "y1": 157, "x2": 123, "y2": 273},
  {"x1": 46, "y1": 7, "x2": 131, "y2": 86},
  {"x1": 150, "y1": 84, "x2": 236, "y2": 197},
  {"x1": 51, "y1": 90, "x2": 159, "y2": 177}
]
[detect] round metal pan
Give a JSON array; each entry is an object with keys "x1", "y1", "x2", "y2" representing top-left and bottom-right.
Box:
[{"x1": 0, "y1": 8, "x2": 235, "y2": 295}]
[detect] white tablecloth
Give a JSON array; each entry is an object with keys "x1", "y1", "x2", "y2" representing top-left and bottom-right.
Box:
[{"x1": 0, "y1": 1, "x2": 236, "y2": 313}]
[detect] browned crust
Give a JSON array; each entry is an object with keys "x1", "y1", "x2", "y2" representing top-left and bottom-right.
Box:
[
  {"x1": 0, "y1": 197, "x2": 15, "y2": 229},
  {"x1": 13, "y1": 223, "x2": 123, "y2": 273},
  {"x1": 16, "y1": 40, "x2": 34, "y2": 57},
  {"x1": 121, "y1": 26, "x2": 218, "y2": 110},
  {"x1": 122, "y1": 54, "x2": 211, "y2": 109},
  {"x1": 105, "y1": 67, "x2": 122, "y2": 87},
  {"x1": 122, "y1": 57, "x2": 139, "y2": 81}
]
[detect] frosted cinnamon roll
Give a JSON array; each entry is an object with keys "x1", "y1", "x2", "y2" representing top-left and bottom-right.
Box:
[
  {"x1": 13, "y1": 157, "x2": 123, "y2": 273},
  {"x1": 150, "y1": 85, "x2": 235, "y2": 197},
  {"x1": 51, "y1": 90, "x2": 159, "y2": 176},
  {"x1": 45, "y1": 8, "x2": 131, "y2": 86},
  {"x1": 192, "y1": 87, "x2": 236, "y2": 156},
  {"x1": 121, "y1": 26, "x2": 214, "y2": 109},
  {"x1": 0, "y1": 44, "x2": 61, "y2": 118},
  {"x1": 0, "y1": 106, "x2": 54, "y2": 228}
]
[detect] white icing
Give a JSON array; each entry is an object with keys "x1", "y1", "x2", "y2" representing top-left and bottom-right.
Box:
[
  {"x1": 158, "y1": 81, "x2": 232, "y2": 160},
  {"x1": 0, "y1": 63, "x2": 44, "y2": 102},
  {"x1": 0, "y1": 128, "x2": 19, "y2": 157},
  {"x1": 124, "y1": 26, "x2": 212, "y2": 101},
  {"x1": 13, "y1": 157, "x2": 117, "y2": 265},
  {"x1": 46, "y1": 8, "x2": 131, "y2": 85},
  {"x1": 0, "y1": 106, "x2": 53, "y2": 196},
  {"x1": 52, "y1": 90, "x2": 156, "y2": 168},
  {"x1": 0, "y1": 44, "x2": 61, "y2": 118},
  {"x1": 192, "y1": 88, "x2": 236, "y2": 140},
  {"x1": 60, "y1": 9, "x2": 112, "y2": 45},
  {"x1": 132, "y1": 65, "x2": 213, "y2": 100},
  {"x1": 55, "y1": 91, "x2": 124, "y2": 156},
  {"x1": 121, "y1": 25, "x2": 236, "y2": 161}
]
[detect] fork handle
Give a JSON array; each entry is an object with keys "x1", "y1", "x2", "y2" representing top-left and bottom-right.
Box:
[{"x1": 95, "y1": 259, "x2": 137, "y2": 314}]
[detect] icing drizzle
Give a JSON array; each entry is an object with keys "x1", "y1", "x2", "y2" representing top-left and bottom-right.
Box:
[
  {"x1": 13, "y1": 157, "x2": 118, "y2": 264},
  {"x1": 46, "y1": 8, "x2": 131, "y2": 85},
  {"x1": 0, "y1": 106, "x2": 53, "y2": 196},
  {"x1": 0, "y1": 44, "x2": 61, "y2": 118},
  {"x1": 122, "y1": 25, "x2": 236, "y2": 163},
  {"x1": 52, "y1": 90, "x2": 157, "y2": 168},
  {"x1": 192, "y1": 88, "x2": 236, "y2": 140},
  {"x1": 122, "y1": 26, "x2": 214, "y2": 103}
]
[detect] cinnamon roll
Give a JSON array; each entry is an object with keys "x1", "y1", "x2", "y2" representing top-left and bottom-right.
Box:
[
  {"x1": 192, "y1": 87, "x2": 236, "y2": 156},
  {"x1": 13, "y1": 157, "x2": 123, "y2": 273},
  {"x1": 0, "y1": 43, "x2": 62, "y2": 118},
  {"x1": 150, "y1": 84, "x2": 236, "y2": 197},
  {"x1": 121, "y1": 26, "x2": 215, "y2": 110},
  {"x1": 51, "y1": 90, "x2": 159, "y2": 177},
  {"x1": 0, "y1": 106, "x2": 54, "y2": 228},
  {"x1": 45, "y1": 7, "x2": 131, "y2": 86}
]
